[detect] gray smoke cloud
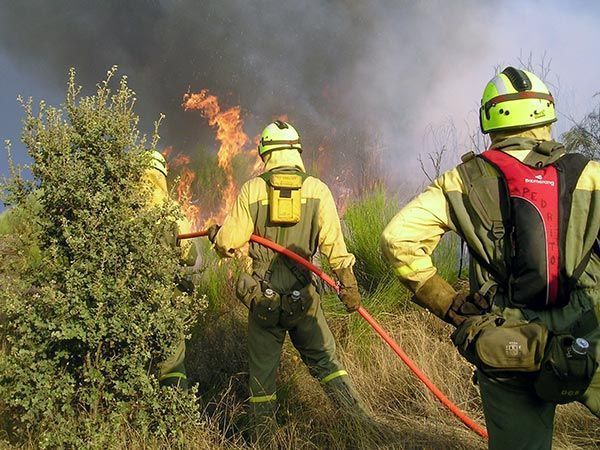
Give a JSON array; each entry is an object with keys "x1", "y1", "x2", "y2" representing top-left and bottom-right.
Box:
[{"x1": 1, "y1": 0, "x2": 599, "y2": 191}]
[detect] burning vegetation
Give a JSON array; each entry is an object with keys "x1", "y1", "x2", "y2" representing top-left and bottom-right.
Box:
[{"x1": 168, "y1": 89, "x2": 385, "y2": 229}]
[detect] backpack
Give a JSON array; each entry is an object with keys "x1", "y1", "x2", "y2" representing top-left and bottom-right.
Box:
[{"x1": 458, "y1": 143, "x2": 591, "y2": 309}]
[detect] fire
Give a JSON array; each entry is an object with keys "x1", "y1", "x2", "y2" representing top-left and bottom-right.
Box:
[
  {"x1": 249, "y1": 135, "x2": 263, "y2": 176},
  {"x1": 183, "y1": 89, "x2": 251, "y2": 225},
  {"x1": 169, "y1": 88, "x2": 370, "y2": 231},
  {"x1": 167, "y1": 148, "x2": 201, "y2": 230}
]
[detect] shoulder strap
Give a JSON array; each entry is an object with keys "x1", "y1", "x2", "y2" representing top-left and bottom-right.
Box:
[
  {"x1": 456, "y1": 151, "x2": 509, "y2": 286},
  {"x1": 554, "y1": 152, "x2": 590, "y2": 190},
  {"x1": 555, "y1": 153, "x2": 594, "y2": 286},
  {"x1": 457, "y1": 151, "x2": 507, "y2": 233},
  {"x1": 523, "y1": 140, "x2": 566, "y2": 167}
]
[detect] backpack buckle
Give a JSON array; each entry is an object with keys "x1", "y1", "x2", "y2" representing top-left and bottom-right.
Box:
[{"x1": 491, "y1": 221, "x2": 505, "y2": 240}]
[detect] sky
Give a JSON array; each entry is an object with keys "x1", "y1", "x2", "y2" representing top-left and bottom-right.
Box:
[{"x1": 0, "y1": 0, "x2": 599, "y2": 210}]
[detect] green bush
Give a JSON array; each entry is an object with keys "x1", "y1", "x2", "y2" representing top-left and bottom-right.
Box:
[{"x1": 0, "y1": 67, "x2": 203, "y2": 447}]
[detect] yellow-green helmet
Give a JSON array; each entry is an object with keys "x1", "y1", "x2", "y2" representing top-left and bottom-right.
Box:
[
  {"x1": 257, "y1": 120, "x2": 302, "y2": 157},
  {"x1": 147, "y1": 150, "x2": 167, "y2": 177},
  {"x1": 480, "y1": 67, "x2": 556, "y2": 134}
]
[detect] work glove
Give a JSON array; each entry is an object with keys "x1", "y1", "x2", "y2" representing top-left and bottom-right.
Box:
[
  {"x1": 445, "y1": 292, "x2": 490, "y2": 327},
  {"x1": 333, "y1": 267, "x2": 361, "y2": 313},
  {"x1": 413, "y1": 274, "x2": 490, "y2": 327},
  {"x1": 206, "y1": 224, "x2": 221, "y2": 244},
  {"x1": 413, "y1": 274, "x2": 456, "y2": 319},
  {"x1": 235, "y1": 273, "x2": 260, "y2": 309}
]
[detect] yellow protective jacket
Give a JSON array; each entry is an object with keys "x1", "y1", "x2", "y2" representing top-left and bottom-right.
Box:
[
  {"x1": 142, "y1": 169, "x2": 197, "y2": 267},
  {"x1": 214, "y1": 149, "x2": 355, "y2": 291}
]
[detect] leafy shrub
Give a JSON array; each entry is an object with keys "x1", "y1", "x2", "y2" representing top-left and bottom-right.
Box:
[{"x1": 0, "y1": 67, "x2": 203, "y2": 447}]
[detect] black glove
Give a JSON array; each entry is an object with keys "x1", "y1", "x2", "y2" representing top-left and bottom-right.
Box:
[
  {"x1": 235, "y1": 273, "x2": 260, "y2": 309},
  {"x1": 333, "y1": 267, "x2": 361, "y2": 313},
  {"x1": 207, "y1": 224, "x2": 221, "y2": 244},
  {"x1": 445, "y1": 292, "x2": 491, "y2": 327}
]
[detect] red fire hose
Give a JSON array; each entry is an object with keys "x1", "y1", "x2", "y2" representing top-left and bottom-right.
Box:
[{"x1": 178, "y1": 230, "x2": 488, "y2": 439}]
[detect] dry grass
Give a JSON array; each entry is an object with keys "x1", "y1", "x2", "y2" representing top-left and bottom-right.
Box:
[
  {"x1": 172, "y1": 292, "x2": 599, "y2": 449},
  {"x1": 1, "y1": 190, "x2": 598, "y2": 449},
  {"x1": 1, "y1": 267, "x2": 598, "y2": 449}
]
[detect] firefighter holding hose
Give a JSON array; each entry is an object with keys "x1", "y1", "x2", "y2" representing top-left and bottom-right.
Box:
[
  {"x1": 207, "y1": 120, "x2": 369, "y2": 439},
  {"x1": 381, "y1": 67, "x2": 600, "y2": 449}
]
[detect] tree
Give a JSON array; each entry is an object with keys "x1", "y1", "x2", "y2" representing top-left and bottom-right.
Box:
[
  {"x1": 418, "y1": 121, "x2": 459, "y2": 182},
  {"x1": 0, "y1": 67, "x2": 202, "y2": 447},
  {"x1": 562, "y1": 98, "x2": 600, "y2": 160}
]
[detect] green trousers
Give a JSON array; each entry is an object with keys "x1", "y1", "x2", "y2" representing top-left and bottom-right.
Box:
[
  {"x1": 157, "y1": 287, "x2": 190, "y2": 389},
  {"x1": 158, "y1": 339, "x2": 188, "y2": 389},
  {"x1": 247, "y1": 294, "x2": 364, "y2": 425},
  {"x1": 480, "y1": 287, "x2": 600, "y2": 449}
]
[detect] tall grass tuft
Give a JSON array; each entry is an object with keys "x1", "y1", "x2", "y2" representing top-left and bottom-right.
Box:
[{"x1": 343, "y1": 186, "x2": 400, "y2": 291}]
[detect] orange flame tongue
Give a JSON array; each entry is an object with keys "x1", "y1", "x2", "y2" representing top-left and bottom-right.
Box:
[
  {"x1": 183, "y1": 90, "x2": 250, "y2": 224},
  {"x1": 168, "y1": 150, "x2": 201, "y2": 230}
]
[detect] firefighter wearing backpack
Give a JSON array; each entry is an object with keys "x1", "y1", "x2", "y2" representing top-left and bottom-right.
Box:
[
  {"x1": 381, "y1": 67, "x2": 600, "y2": 449},
  {"x1": 208, "y1": 120, "x2": 368, "y2": 438}
]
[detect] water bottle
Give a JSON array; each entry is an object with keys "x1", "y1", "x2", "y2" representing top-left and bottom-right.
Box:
[
  {"x1": 291, "y1": 290, "x2": 301, "y2": 302},
  {"x1": 264, "y1": 288, "x2": 275, "y2": 299},
  {"x1": 570, "y1": 338, "x2": 590, "y2": 357}
]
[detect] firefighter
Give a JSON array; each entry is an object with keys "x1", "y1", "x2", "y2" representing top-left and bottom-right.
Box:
[
  {"x1": 381, "y1": 67, "x2": 600, "y2": 449},
  {"x1": 143, "y1": 150, "x2": 197, "y2": 389},
  {"x1": 208, "y1": 120, "x2": 368, "y2": 438}
]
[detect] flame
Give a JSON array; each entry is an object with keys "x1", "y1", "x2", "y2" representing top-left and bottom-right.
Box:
[
  {"x1": 166, "y1": 148, "x2": 201, "y2": 230},
  {"x1": 183, "y1": 89, "x2": 251, "y2": 224},
  {"x1": 249, "y1": 135, "x2": 263, "y2": 176},
  {"x1": 170, "y1": 89, "x2": 372, "y2": 232}
]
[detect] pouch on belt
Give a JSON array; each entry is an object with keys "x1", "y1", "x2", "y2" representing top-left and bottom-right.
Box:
[
  {"x1": 280, "y1": 283, "x2": 317, "y2": 329},
  {"x1": 236, "y1": 273, "x2": 260, "y2": 309},
  {"x1": 451, "y1": 313, "x2": 548, "y2": 375},
  {"x1": 534, "y1": 334, "x2": 598, "y2": 404}
]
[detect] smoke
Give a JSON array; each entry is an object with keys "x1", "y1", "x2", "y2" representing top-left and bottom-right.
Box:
[{"x1": 1, "y1": 0, "x2": 599, "y2": 189}]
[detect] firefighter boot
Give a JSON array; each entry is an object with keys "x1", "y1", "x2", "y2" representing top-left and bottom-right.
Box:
[
  {"x1": 323, "y1": 374, "x2": 370, "y2": 418},
  {"x1": 249, "y1": 398, "x2": 278, "y2": 445}
]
